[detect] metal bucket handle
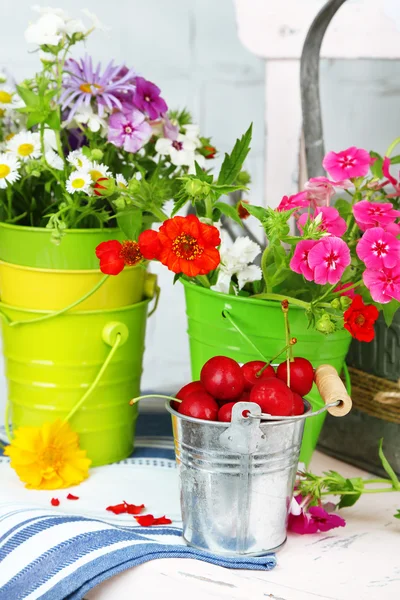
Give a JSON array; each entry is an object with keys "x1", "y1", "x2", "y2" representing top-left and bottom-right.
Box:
[
  {"x1": 0, "y1": 272, "x2": 159, "y2": 328},
  {"x1": 3, "y1": 320, "x2": 128, "y2": 442},
  {"x1": 221, "y1": 309, "x2": 352, "y2": 420}
]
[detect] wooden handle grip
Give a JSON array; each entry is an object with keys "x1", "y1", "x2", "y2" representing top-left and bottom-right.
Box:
[{"x1": 314, "y1": 364, "x2": 352, "y2": 417}]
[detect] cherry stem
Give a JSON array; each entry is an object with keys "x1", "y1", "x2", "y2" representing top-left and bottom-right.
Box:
[
  {"x1": 256, "y1": 338, "x2": 297, "y2": 377},
  {"x1": 281, "y1": 300, "x2": 291, "y2": 388},
  {"x1": 129, "y1": 394, "x2": 182, "y2": 406}
]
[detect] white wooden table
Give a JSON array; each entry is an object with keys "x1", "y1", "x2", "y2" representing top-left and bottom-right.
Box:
[{"x1": 87, "y1": 451, "x2": 400, "y2": 600}]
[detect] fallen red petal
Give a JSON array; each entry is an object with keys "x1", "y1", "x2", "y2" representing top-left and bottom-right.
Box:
[
  {"x1": 124, "y1": 501, "x2": 145, "y2": 515},
  {"x1": 67, "y1": 493, "x2": 79, "y2": 500},
  {"x1": 51, "y1": 498, "x2": 60, "y2": 507},
  {"x1": 154, "y1": 515, "x2": 172, "y2": 525},
  {"x1": 106, "y1": 503, "x2": 127, "y2": 515},
  {"x1": 134, "y1": 514, "x2": 155, "y2": 527}
]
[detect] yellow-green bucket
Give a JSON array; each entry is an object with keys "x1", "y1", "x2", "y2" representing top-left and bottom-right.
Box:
[{"x1": 0, "y1": 300, "x2": 153, "y2": 466}]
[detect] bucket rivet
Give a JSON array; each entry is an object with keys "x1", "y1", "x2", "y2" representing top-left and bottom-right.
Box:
[{"x1": 228, "y1": 435, "x2": 232, "y2": 441}]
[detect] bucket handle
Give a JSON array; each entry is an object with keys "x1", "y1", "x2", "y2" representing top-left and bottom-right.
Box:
[{"x1": 3, "y1": 321, "x2": 127, "y2": 443}]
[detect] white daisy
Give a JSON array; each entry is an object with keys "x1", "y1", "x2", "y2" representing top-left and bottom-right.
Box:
[
  {"x1": 0, "y1": 86, "x2": 24, "y2": 112},
  {"x1": 45, "y1": 149, "x2": 64, "y2": 170},
  {"x1": 66, "y1": 170, "x2": 92, "y2": 194},
  {"x1": 0, "y1": 153, "x2": 21, "y2": 189},
  {"x1": 67, "y1": 150, "x2": 90, "y2": 170},
  {"x1": 6, "y1": 131, "x2": 41, "y2": 161},
  {"x1": 116, "y1": 174, "x2": 128, "y2": 189},
  {"x1": 87, "y1": 161, "x2": 110, "y2": 183}
]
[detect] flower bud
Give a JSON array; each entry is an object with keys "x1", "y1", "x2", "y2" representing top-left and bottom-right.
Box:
[
  {"x1": 316, "y1": 313, "x2": 336, "y2": 334},
  {"x1": 185, "y1": 179, "x2": 204, "y2": 197},
  {"x1": 91, "y1": 149, "x2": 103, "y2": 161},
  {"x1": 128, "y1": 178, "x2": 141, "y2": 194},
  {"x1": 236, "y1": 170, "x2": 251, "y2": 185},
  {"x1": 340, "y1": 296, "x2": 352, "y2": 310},
  {"x1": 93, "y1": 177, "x2": 116, "y2": 197},
  {"x1": 330, "y1": 298, "x2": 340, "y2": 309}
]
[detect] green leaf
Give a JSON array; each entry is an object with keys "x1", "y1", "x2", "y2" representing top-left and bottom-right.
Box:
[
  {"x1": 217, "y1": 124, "x2": 252, "y2": 186},
  {"x1": 389, "y1": 154, "x2": 400, "y2": 165},
  {"x1": 382, "y1": 300, "x2": 400, "y2": 327},
  {"x1": 334, "y1": 198, "x2": 352, "y2": 219},
  {"x1": 394, "y1": 509, "x2": 400, "y2": 519},
  {"x1": 245, "y1": 204, "x2": 269, "y2": 221},
  {"x1": 116, "y1": 207, "x2": 142, "y2": 240},
  {"x1": 171, "y1": 195, "x2": 189, "y2": 217},
  {"x1": 370, "y1": 151, "x2": 383, "y2": 179},
  {"x1": 173, "y1": 273, "x2": 182, "y2": 285},
  {"x1": 26, "y1": 111, "x2": 46, "y2": 128},
  {"x1": 378, "y1": 438, "x2": 400, "y2": 490},
  {"x1": 45, "y1": 110, "x2": 60, "y2": 131},
  {"x1": 16, "y1": 85, "x2": 40, "y2": 108},
  {"x1": 338, "y1": 491, "x2": 362, "y2": 509},
  {"x1": 214, "y1": 201, "x2": 243, "y2": 226}
]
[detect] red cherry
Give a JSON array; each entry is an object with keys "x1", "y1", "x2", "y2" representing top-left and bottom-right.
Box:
[
  {"x1": 241, "y1": 361, "x2": 276, "y2": 390},
  {"x1": 218, "y1": 402, "x2": 237, "y2": 422},
  {"x1": 250, "y1": 378, "x2": 293, "y2": 416},
  {"x1": 218, "y1": 390, "x2": 250, "y2": 406},
  {"x1": 176, "y1": 381, "x2": 204, "y2": 400},
  {"x1": 200, "y1": 356, "x2": 245, "y2": 401},
  {"x1": 178, "y1": 391, "x2": 219, "y2": 421},
  {"x1": 291, "y1": 393, "x2": 305, "y2": 416},
  {"x1": 276, "y1": 357, "x2": 314, "y2": 397}
]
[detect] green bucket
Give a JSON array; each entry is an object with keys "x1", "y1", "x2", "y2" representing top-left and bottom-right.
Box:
[
  {"x1": 182, "y1": 280, "x2": 351, "y2": 464},
  {"x1": 0, "y1": 223, "x2": 125, "y2": 270},
  {"x1": 0, "y1": 300, "x2": 151, "y2": 466}
]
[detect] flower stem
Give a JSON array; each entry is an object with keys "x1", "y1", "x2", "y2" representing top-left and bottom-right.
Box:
[
  {"x1": 129, "y1": 394, "x2": 181, "y2": 406},
  {"x1": 196, "y1": 275, "x2": 211, "y2": 288},
  {"x1": 150, "y1": 205, "x2": 169, "y2": 222},
  {"x1": 385, "y1": 137, "x2": 400, "y2": 158},
  {"x1": 251, "y1": 292, "x2": 310, "y2": 310},
  {"x1": 205, "y1": 195, "x2": 213, "y2": 220},
  {"x1": 261, "y1": 246, "x2": 271, "y2": 292}
]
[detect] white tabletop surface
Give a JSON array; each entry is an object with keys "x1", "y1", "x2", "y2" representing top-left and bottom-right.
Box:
[{"x1": 86, "y1": 451, "x2": 400, "y2": 600}]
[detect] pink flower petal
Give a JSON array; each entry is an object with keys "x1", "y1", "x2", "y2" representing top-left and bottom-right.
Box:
[{"x1": 323, "y1": 147, "x2": 372, "y2": 181}]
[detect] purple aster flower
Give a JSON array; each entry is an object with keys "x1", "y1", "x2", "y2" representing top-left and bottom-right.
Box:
[
  {"x1": 108, "y1": 107, "x2": 152, "y2": 153},
  {"x1": 60, "y1": 55, "x2": 136, "y2": 121},
  {"x1": 132, "y1": 77, "x2": 168, "y2": 120}
]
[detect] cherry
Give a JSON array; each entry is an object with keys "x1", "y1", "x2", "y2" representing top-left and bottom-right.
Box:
[
  {"x1": 176, "y1": 381, "x2": 204, "y2": 400},
  {"x1": 291, "y1": 393, "x2": 305, "y2": 416},
  {"x1": 250, "y1": 378, "x2": 293, "y2": 416},
  {"x1": 178, "y1": 390, "x2": 219, "y2": 421},
  {"x1": 218, "y1": 402, "x2": 237, "y2": 422},
  {"x1": 218, "y1": 390, "x2": 250, "y2": 406},
  {"x1": 241, "y1": 361, "x2": 276, "y2": 390},
  {"x1": 200, "y1": 356, "x2": 245, "y2": 401},
  {"x1": 276, "y1": 357, "x2": 314, "y2": 397}
]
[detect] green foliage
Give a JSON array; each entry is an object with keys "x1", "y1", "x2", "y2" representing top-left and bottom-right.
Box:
[
  {"x1": 378, "y1": 439, "x2": 400, "y2": 490},
  {"x1": 214, "y1": 201, "x2": 243, "y2": 226},
  {"x1": 382, "y1": 300, "x2": 400, "y2": 327},
  {"x1": 217, "y1": 124, "x2": 252, "y2": 186}
]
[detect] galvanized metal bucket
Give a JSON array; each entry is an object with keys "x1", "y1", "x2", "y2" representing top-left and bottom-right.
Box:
[{"x1": 166, "y1": 365, "x2": 352, "y2": 556}]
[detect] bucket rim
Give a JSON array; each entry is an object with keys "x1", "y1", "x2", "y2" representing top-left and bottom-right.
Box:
[
  {"x1": 0, "y1": 222, "x2": 121, "y2": 235},
  {"x1": 0, "y1": 297, "x2": 151, "y2": 316},
  {"x1": 0, "y1": 259, "x2": 145, "y2": 275},
  {"x1": 181, "y1": 278, "x2": 310, "y2": 312},
  {"x1": 165, "y1": 398, "x2": 312, "y2": 427}
]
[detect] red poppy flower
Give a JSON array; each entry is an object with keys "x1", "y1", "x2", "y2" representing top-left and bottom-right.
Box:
[
  {"x1": 344, "y1": 295, "x2": 379, "y2": 342},
  {"x1": 157, "y1": 215, "x2": 220, "y2": 277},
  {"x1": 95, "y1": 240, "x2": 143, "y2": 275},
  {"x1": 51, "y1": 498, "x2": 60, "y2": 506},
  {"x1": 139, "y1": 229, "x2": 162, "y2": 260},
  {"x1": 67, "y1": 493, "x2": 79, "y2": 500},
  {"x1": 134, "y1": 514, "x2": 172, "y2": 526},
  {"x1": 204, "y1": 145, "x2": 216, "y2": 159},
  {"x1": 237, "y1": 200, "x2": 250, "y2": 220}
]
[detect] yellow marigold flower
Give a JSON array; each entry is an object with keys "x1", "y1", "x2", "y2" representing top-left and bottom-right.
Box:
[{"x1": 4, "y1": 420, "x2": 91, "y2": 490}]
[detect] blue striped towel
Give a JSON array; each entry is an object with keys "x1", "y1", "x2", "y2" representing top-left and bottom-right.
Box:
[{"x1": 0, "y1": 504, "x2": 276, "y2": 600}]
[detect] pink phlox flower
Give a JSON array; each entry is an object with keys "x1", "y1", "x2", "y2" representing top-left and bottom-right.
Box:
[
  {"x1": 382, "y1": 157, "x2": 400, "y2": 197},
  {"x1": 353, "y1": 200, "x2": 400, "y2": 231},
  {"x1": 323, "y1": 147, "x2": 373, "y2": 181},
  {"x1": 308, "y1": 237, "x2": 351, "y2": 285},
  {"x1": 289, "y1": 239, "x2": 318, "y2": 281},
  {"x1": 356, "y1": 227, "x2": 400, "y2": 270},
  {"x1": 277, "y1": 191, "x2": 309, "y2": 212},
  {"x1": 108, "y1": 106, "x2": 152, "y2": 153},
  {"x1": 363, "y1": 266, "x2": 400, "y2": 304},
  {"x1": 298, "y1": 206, "x2": 347, "y2": 237},
  {"x1": 385, "y1": 222, "x2": 400, "y2": 236},
  {"x1": 288, "y1": 495, "x2": 345, "y2": 535},
  {"x1": 304, "y1": 176, "x2": 352, "y2": 208},
  {"x1": 334, "y1": 283, "x2": 356, "y2": 299}
]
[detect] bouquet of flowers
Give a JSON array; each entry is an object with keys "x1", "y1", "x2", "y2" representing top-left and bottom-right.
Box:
[
  {"x1": 0, "y1": 6, "x2": 220, "y2": 243},
  {"x1": 99, "y1": 136, "x2": 400, "y2": 344}
]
